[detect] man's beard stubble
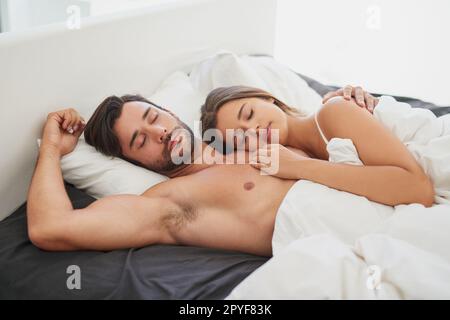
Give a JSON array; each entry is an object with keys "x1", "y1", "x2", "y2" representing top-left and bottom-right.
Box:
[{"x1": 149, "y1": 120, "x2": 196, "y2": 174}]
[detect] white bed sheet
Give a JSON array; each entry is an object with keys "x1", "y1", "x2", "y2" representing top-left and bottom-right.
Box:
[{"x1": 227, "y1": 96, "x2": 450, "y2": 299}]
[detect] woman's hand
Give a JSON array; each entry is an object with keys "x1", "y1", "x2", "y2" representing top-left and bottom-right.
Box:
[
  {"x1": 41, "y1": 108, "x2": 86, "y2": 157},
  {"x1": 249, "y1": 144, "x2": 309, "y2": 179},
  {"x1": 322, "y1": 85, "x2": 379, "y2": 113}
]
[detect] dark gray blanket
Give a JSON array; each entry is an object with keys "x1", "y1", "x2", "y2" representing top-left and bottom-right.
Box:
[
  {"x1": 0, "y1": 183, "x2": 267, "y2": 299},
  {"x1": 298, "y1": 73, "x2": 450, "y2": 116}
]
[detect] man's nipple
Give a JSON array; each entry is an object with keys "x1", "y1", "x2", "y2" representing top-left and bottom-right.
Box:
[{"x1": 243, "y1": 181, "x2": 255, "y2": 191}]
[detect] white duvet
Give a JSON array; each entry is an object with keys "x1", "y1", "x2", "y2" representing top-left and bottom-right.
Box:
[{"x1": 226, "y1": 96, "x2": 450, "y2": 299}]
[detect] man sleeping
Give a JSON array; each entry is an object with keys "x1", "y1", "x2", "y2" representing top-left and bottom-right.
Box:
[{"x1": 26, "y1": 86, "x2": 409, "y2": 256}]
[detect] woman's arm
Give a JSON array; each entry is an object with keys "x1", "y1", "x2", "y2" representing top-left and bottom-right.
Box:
[
  {"x1": 253, "y1": 98, "x2": 434, "y2": 207},
  {"x1": 307, "y1": 97, "x2": 434, "y2": 206},
  {"x1": 297, "y1": 157, "x2": 434, "y2": 207}
]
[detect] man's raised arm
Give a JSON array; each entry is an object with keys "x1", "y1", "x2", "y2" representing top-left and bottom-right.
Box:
[{"x1": 27, "y1": 109, "x2": 176, "y2": 251}]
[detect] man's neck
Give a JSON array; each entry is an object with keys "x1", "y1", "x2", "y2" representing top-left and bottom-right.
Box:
[{"x1": 165, "y1": 140, "x2": 219, "y2": 178}]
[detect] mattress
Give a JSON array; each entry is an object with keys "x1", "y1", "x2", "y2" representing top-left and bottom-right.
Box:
[{"x1": 1, "y1": 75, "x2": 449, "y2": 299}]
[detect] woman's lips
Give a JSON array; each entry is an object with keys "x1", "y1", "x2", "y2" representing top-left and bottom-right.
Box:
[
  {"x1": 254, "y1": 123, "x2": 272, "y2": 146},
  {"x1": 169, "y1": 135, "x2": 183, "y2": 152},
  {"x1": 169, "y1": 140, "x2": 177, "y2": 152}
]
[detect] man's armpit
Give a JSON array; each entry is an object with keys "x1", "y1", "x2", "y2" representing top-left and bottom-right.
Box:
[{"x1": 161, "y1": 200, "x2": 198, "y2": 232}]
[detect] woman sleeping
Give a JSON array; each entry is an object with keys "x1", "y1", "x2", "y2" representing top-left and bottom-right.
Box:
[{"x1": 200, "y1": 85, "x2": 435, "y2": 207}]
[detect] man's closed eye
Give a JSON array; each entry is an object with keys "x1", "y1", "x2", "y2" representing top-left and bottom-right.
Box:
[
  {"x1": 151, "y1": 111, "x2": 159, "y2": 123},
  {"x1": 140, "y1": 135, "x2": 147, "y2": 148}
]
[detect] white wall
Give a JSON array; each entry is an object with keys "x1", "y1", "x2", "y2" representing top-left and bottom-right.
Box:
[
  {"x1": 2, "y1": 0, "x2": 448, "y2": 104},
  {"x1": 87, "y1": 0, "x2": 168, "y2": 16},
  {"x1": 0, "y1": 0, "x2": 89, "y2": 32},
  {"x1": 0, "y1": 0, "x2": 172, "y2": 32},
  {"x1": 274, "y1": 0, "x2": 450, "y2": 105}
]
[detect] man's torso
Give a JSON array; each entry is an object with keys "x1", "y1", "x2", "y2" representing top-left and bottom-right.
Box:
[{"x1": 143, "y1": 160, "x2": 297, "y2": 256}]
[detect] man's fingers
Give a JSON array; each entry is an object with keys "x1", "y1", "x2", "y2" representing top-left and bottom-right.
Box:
[
  {"x1": 62, "y1": 112, "x2": 72, "y2": 130},
  {"x1": 64, "y1": 109, "x2": 85, "y2": 133},
  {"x1": 322, "y1": 90, "x2": 339, "y2": 103},
  {"x1": 70, "y1": 109, "x2": 80, "y2": 129},
  {"x1": 73, "y1": 121, "x2": 86, "y2": 134},
  {"x1": 73, "y1": 123, "x2": 85, "y2": 137},
  {"x1": 48, "y1": 109, "x2": 84, "y2": 134},
  {"x1": 354, "y1": 87, "x2": 366, "y2": 107},
  {"x1": 365, "y1": 92, "x2": 375, "y2": 112},
  {"x1": 72, "y1": 114, "x2": 82, "y2": 131},
  {"x1": 343, "y1": 85, "x2": 353, "y2": 100}
]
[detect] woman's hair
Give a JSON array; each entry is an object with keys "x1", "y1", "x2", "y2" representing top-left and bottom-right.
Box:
[{"x1": 200, "y1": 86, "x2": 302, "y2": 136}]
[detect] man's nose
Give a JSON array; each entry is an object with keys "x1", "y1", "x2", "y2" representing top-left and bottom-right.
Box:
[{"x1": 144, "y1": 125, "x2": 168, "y2": 143}]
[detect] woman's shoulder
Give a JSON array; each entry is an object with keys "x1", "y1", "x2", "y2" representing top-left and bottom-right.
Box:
[
  {"x1": 317, "y1": 96, "x2": 372, "y2": 136},
  {"x1": 320, "y1": 96, "x2": 360, "y2": 113},
  {"x1": 319, "y1": 96, "x2": 366, "y2": 120}
]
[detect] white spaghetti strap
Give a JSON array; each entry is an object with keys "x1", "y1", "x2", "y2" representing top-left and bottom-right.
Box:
[{"x1": 314, "y1": 111, "x2": 329, "y2": 145}]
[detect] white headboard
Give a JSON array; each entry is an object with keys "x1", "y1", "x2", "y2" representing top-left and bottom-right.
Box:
[{"x1": 0, "y1": 0, "x2": 277, "y2": 220}]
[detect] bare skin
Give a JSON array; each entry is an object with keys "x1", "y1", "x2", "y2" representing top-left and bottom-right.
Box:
[
  {"x1": 215, "y1": 86, "x2": 435, "y2": 207},
  {"x1": 29, "y1": 144, "x2": 297, "y2": 256},
  {"x1": 28, "y1": 102, "x2": 310, "y2": 256},
  {"x1": 26, "y1": 87, "x2": 400, "y2": 256}
]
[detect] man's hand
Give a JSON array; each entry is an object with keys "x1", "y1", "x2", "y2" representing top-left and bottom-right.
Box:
[
  {"x1": 41, "y1": 108, "x2": 85, "y2": 157},
  {"x1": 322, "y1": 85, "x2": 379, "y2": 113}
]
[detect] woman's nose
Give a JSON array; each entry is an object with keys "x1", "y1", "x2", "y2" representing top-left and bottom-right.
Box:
[
  {"x1": 242, "y1": 123, "x2": 260, "y2": 132},
  {"x1": 241, "y1": 120, "x2": 259, "y2": 130}
]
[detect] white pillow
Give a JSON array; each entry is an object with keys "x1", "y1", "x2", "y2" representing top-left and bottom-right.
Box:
[
  {"x1": 189, "y1": 52, "x2": 323, "y2": 115},
  {"x1": 61, "y1": 140, "x2": 167, "y2": 199},
  {"x1": 149, "y1": 71, "x2": 205, "y2": 132},
  {"x1": 59, "y1": 53, "x2": 323, "y2": 199},
  {"x1": 60, "y1": 71, "x2": 203, "y2": 198}
]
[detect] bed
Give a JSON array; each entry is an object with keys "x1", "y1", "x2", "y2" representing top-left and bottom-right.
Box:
[
  {"x1": 1, "y1": 81, "x2": 448, "y2": 300},
  {"x1": 1, "y1": 0, "x2": 449, "y2": 300}
]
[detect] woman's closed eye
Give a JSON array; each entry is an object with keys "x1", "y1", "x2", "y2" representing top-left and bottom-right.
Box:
[{"x1": 247, "y1": 109, "x2": 254, "y2": 120}]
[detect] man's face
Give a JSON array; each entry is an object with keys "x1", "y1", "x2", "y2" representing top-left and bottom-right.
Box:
[{"x1": 113, "y1": 101, "x2": 194, "y2": 173}]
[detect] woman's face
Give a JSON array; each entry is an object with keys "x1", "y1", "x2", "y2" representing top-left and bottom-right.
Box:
[{"x1": 215, "y1": 97, "x2": 289, "y2": 151}]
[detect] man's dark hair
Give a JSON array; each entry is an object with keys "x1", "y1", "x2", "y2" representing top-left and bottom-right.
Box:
[{"x1": 84, "y1": 94, "x2": 162, "y2": 162}]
